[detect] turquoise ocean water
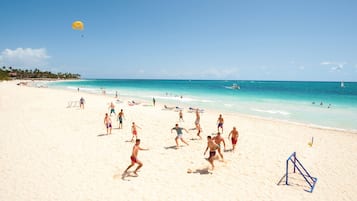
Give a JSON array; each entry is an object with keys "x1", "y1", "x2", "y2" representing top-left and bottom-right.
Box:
[{"x1": 50, "y1": 80, "x2": 357, "y2": 131}]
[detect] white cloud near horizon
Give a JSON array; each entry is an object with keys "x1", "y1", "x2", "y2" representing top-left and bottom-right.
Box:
[
  {"x1": 320, "y1": 61, "x2": 345, "y2": 72},
  {"x1": 0, "y1": 48, "x2": 50, "y2": 68}
]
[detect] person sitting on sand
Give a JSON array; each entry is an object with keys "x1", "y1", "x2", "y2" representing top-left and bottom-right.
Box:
[
  {"x1": 131, "y1": 122, "x2": 141, "y2": 142},
  {"x1": 124, "y1": 139, "x2": 149, "y2": 176},
  {"x1": 213, "y1": 132, "x2": 226, "y2": 160},
  {"x1": 171, "y1": 124, "x2": 189, "y2": 148},
  {"x1": 104, "y1": 113, "x2": 112, "y2": 135},
  {"x1": 228, "y1": 127, "x2": 239, "y2": 152},
  {"x1": 204, "y1": 136, "x2": 219, "y2": 170}
]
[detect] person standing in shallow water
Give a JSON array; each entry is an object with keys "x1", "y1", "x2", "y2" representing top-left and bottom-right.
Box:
[{"x1": 124, "y1": 139, "x2": 149, "y2": 176}]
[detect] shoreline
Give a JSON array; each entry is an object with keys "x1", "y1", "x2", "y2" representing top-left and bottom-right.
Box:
[{"x1": 42, "y1": 79, "x2": 357, "y2": 135}]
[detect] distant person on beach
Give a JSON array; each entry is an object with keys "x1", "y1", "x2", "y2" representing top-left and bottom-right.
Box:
[
  {"x1": 195, "y1": 109, "x2": 200, "y2": 125},
  {"x1": 115, "y1": 91, "x2": 118, "y2": 98},
  {"x1": 171, "y1": 124, "x2": 189, "y2": 148},
  {"x1": 204, "y1": 136, "x2": 219, "y2": 170},
  {"x1": 109, "y1": 102, "x2": 116, "y2": 116},
  {"x1": 213, "y1": 132, "x2": 226, "y2": 159},
  {"x1": 179, "y1": 110, "x2": 184, "y2": 122},
  {"x1": 79, "y1": 97, "x2": 85, "y2": 109},
  {"x1": 118, "y1": 109, "x2": 125, "y2": 129},
  {"x1": 152, "y1": 97, "x2": 156, "y2": 106},
  {"x1": 131, "y1": 122, "x2": 142, "y2": 142},
  {"x1": 196, "y1": 123, "x2": 202, "y2": 140},
  {"x1": 124, "y1": 139, "x2": 149, "y2": 176},
  {"x1": 77, "y1": 88, "x2": 79, "y2": 92},
  {"x1": 228, "y1": 127, "x2": 239, "y2": 152},
  {"x1": 104, "y1": 113, "x2": 112, "y2": 135},
  {"x1": 217, "y1": 114, "x2": 224, "y2": 133}
]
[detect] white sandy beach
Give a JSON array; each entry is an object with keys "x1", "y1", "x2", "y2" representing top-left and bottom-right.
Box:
[{"x1": 0, "y1": 80, "x2": 356, "y2": 201}]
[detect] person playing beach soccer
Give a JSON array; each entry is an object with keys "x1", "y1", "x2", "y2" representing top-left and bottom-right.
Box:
[
  {"x1": 118, "y1": 109, "x2": 125, "y2": 129},
  {"x1": 171, "y1": 124, "x2": 189, "y2": 148},
  {"x1": 131, "y1": 122, "x2": 141, "y2": 142},
  {"x1": 204, "y1": 136, "x2": 219, "y2": 170},
  {"x1": 217, "y1": 114, "x2": 224, "y2": 133},
  {"x1": 228, "y1": 127, "x2": 239, "y2": 152},
  {"x1": 212, "y1": 132, "x2": 226, "y2": 160},
  {"x1": 124, "y1": 139, "x2": 149, "y2": 176},
  {"x1": 109, "y1": 102, "x2": 116, "y2": 116},
  {"x1": 104, "y1": 113, "x2": 112, "y2": 135}
]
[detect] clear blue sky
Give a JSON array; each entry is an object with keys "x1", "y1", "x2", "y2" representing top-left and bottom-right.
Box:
[{"x1": 1, "y1": 0, "x2": 356, "y2": 81}]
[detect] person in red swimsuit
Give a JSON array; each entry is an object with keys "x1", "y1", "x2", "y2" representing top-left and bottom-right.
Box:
[
  {"x1": 130, "y1": 122, "x2": 141, "y2": 142},
  {"x1": 228, "y1": 127, "x2": 239, "y2": 152},
  {"x1": 124, "y1": 139, "x2": 149, "y2": 176}
]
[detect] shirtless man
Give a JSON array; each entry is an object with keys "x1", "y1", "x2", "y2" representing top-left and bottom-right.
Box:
[
  {"x1": 118, "y1": 109, "x2": 124, "y2": 129},
  {"x1": 109, "y1": 102, "x2": 116, "y2": 116},
  {"x1": 217, "y1": 114, "x2": 224, "y2": 133},
  {"x1": 131, "y1": 122, "x2": 141, "y2": 142},
  {"x1": 213, "y1": 132, "x2": 226, "y2": 160},
  {"x1": 179, "y1": 110, "x2": 184, "y2": 122},
  {"x1": 104, "y1": 113, "x2": 112, "y2": 135},
  {"x1": 171, "y1": 124, "x2": 189, "y2": 148},
  {"x1": 195, "y1": 109, "x2": 200, "y2": 126},
  {"x1": 124, "y1": 139, "x2": 149, "y2": 176},
  {"x1": 228, "y1": 127, "x2": 239, "y2": 152},
  {"x1": 204, "y1": 136, "x2": 219, "y2": 170}
]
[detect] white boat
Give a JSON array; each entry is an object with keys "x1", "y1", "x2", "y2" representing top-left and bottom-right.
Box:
[
  {"x1": 341, "y1": 81, "x2": 345, "y2": 88},
  {"x1": 232, "y1": 83, "x2": 240, "y2": 90}
]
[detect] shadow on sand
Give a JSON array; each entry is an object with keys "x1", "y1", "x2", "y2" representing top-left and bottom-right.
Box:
[{"x1": 192, "y1": 167, "x2": 213, "y2": 175}]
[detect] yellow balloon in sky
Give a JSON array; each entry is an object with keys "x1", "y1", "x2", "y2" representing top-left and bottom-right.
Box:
[{"x1": 72, "y1": 21, "x2": 84, "y2": 30}]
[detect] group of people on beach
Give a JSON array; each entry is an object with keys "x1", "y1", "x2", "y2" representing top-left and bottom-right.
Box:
[{"x1": 102, "y1": 101, "x2": 240, "y2": 175}]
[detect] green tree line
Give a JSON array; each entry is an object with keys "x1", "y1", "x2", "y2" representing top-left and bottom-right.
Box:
[{"x1": 0, "y1": 66, "x2": 81, "y2": 80}]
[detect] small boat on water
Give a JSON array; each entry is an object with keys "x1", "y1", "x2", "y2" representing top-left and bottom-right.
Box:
[
  {"x1": 341, "y1": 81, "x2": 345, "y2": 88},
  {"x1": 232, "y1": 83, "x2": 240, "y2": 90}
]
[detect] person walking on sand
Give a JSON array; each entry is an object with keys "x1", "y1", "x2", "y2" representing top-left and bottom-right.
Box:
[
  {"x1": 195, "y1": 109, "x2": 200, "y2": 126},
  {"x1": 217, "y1": 114, "x2": 224, "y2": 133},
  {"x1": 204, "y1": 136, "x2": 219, "y2": 170},
  {"x1": 171, "y1": 124, "x2": 189, "y2": 148},
  {"x1": 213, "y1": 132, "x2": 226, "y2": 160},
  {"x1": 152, "y1": 97, "x2": 156, "y2": 106},
  {"x1": 131, "y1": 122, "x2": 142, "y2": 142},
  {"x1": 109, "y1": 102, "x2": 116, "y2": 116},
  {"x1": 228, "y1": 127, "x2": 239, "y2": 152},
  {"x1": 196, "y1": 123, "x2": 202, "y2": 140},
  {"x1": 124, "y1": 139, "x2": 149, "y2": 176},
  {"x1": 80, "y1": 97, "x2": 85, "y2": 109},
  {"x1": 104, "y1": 113, "x2": 112, "y2": 135},
  {"x1": 118, "y1": 109, "x2": 125, "y2": 129},
  {"x1": 179, "y1": 110, "x2": 184, "y2": 122}
]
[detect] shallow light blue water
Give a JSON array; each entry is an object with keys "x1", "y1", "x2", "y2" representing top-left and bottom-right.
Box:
[{"x1": 50, "y1": 79, "x2": 357, "y2": 131}]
